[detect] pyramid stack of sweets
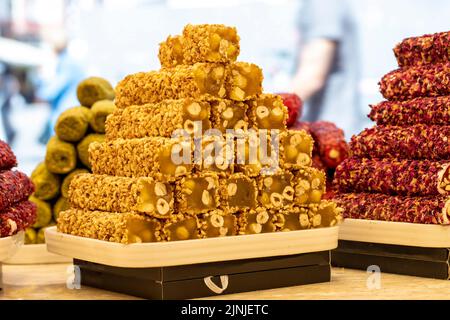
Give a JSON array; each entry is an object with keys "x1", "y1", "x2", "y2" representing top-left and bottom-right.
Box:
[
  {"x1": 0, "y1": 140, "x2": 36, "y2": 237},
  {"x1": 26, "y1": 77, "x2": 116, "y2": 244},
  {"x1": 333, "y1": 30, "x2": 450, "y2": 224},
  {"x1": 57, "y1": 24, "x2": 342, "y2": 244}
]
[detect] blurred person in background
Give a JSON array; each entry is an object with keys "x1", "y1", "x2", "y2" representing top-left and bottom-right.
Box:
[
  {"x1": 36, "y1": 30, "x2": 84, "y2": 144},
  {"x1": 292, "y1": 0, "x2": 361, "y2": 137},
  {"x1": 0, "y1": 64, "x2": 20, "y2": 144}
]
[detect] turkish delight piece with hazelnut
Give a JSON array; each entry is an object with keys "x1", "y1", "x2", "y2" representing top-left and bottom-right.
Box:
[
  {"x1": 273, "y1": 201, "x2": 342, "y2": 232},
  {"x1": 57, "y1": 209, "x2": 162, "y2": 244},
  {"x1": 89, "y1": 137, "x2": 193, "y2": 182},
  {"x1": 219, "y1": 173, "x2": 257, "y2": 213},
  {"x1": 227, "y1": 62, "x2": 263, "y2": 101},
  {"x1": 115, "y1": 63, "x2": 228, "y2": 108},
  {"x1": 159, "y1": 24, "x2": 240, "y2": 67},
  {"x1": 163, "y1": 215, "x2": 200, "y2": 241},
  {"x1": 280, "y1": 130, "x2": 314, "y2": 168},
  {"x1": 176, "y1": 173, "x2": 220, "y2": 214},
  {"x1": 235, "y1": 130, "x2": 281, "y2": 177},
  {"x1": 210, "y1": 99, "x2": 248, "y2": 133},
  {"x1": 199, "y1": 209, "x2": 237, "y2": 238},
  {"x1": 195, "y1": 134, "x2": 235, "y2": 175},
  {"x1": 258, "y1": 172, "x2": 295, "y2": 209},
  {"x1": 293, "y1": 167, "x2": 326, "y2": 205},
  {"x1": 248, "y1": 94, "x2": 288, "y2": 130},
  {"x1": 106, "y1": 99, "x2": 211, "y2": 140},
  {"x1": 68, "y1": 173, "x2": 174, "y2": 219},
  {"x1": 237, "y1": 208, "x2": 276, "y2": 235}
]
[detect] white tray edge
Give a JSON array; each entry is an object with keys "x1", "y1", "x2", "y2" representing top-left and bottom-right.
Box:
[
  {"x1": 0, "y1": 232, "x2": 24, "y2": 262},
  {"x1": 45, "y1": 226, "x2": 339, "y2": 268},
  {"x1": 4, "y1": 244, "x2": 72, "y2": 265},
  {"x1": 339, "y1": 219, "x2": 450, "y2": 248}
]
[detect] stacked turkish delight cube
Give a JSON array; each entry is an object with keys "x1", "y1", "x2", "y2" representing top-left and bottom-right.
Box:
[
  {"x1": 0, "y1": 140, "x2": 36, "y2": 238},
  {"x1": 57, "y1": 24, "x2": 342, "y2": 244},
  {"x1": 333, "y1": 31, "x2": 450, "y2": 224}
]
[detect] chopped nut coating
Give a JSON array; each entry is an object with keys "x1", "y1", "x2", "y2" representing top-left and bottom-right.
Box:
[
  {"x1": 57, "y1": 209, "x2": 162, "y2": 244},
  {"x1": 115, "y1": 62, "x2": 263, "y2": 108},
  {"x1": 351, "y1": 125, "x2": 450, "y2": 160},
  {"x1": 334, "y1": 158, "x2": 450, "y2": 196},
  {"x1": 159, "y1": 24, "x2": 240, "y2": 67},
  {"x1": 69, "y1": 174, "x2": 174, "y2": 218},
  {"x1": 61, "y1": 169, "x2": 89, "y2": 199},
  {"x1": 394, "y1": 31, "x2": 450, "y2": 67},
  {"x1": 89, "y1": 137, "x2": 193, "y2": 181},
  {"x1": 379, "y1": 63, "x2": 450, "y2": 101},
  {"x1": 105, "y1": 99, "x2": 211, "y2": 140},
  {"x1": 334, "y1": 193, "x2": 450, "y2": 225},
  {"x1": 369, "y1": 96, "x2": 450, "y2": 126}
]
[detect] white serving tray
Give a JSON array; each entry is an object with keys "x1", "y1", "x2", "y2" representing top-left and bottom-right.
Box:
[
  {"x1": 0, "y1": 232, "x2": 24, "y2": 262},
  {"x1": 45, "y1": 226, "x2": 339, "y2": 268},
  {"x1": 4, "y1": 244, "x2": 71, "y2": 265},
  {"x1": 339, "y1": 219, "x2": 450, "y2": 248}
]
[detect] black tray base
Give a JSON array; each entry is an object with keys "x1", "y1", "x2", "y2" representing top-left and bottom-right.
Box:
[
  {"x1": 332, "y1": 241, "x2": 450, "y2": 280},
  {"x1": 75, "y1": 251, "x2": 331, "y2": 300}
]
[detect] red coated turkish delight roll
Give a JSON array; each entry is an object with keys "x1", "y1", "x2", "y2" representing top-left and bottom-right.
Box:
[
  {"x1": 0, "y1": 140, "x2": 17, "y2": 170},
  {"x1": 0, "y1": 171, "x2": 35, "y2": 211},
  {"x1": 369, "y1": 96, "x2": 450, "y2": 126},
  {"x1": 351, "y1": 125, "x2": 450, "y2": 160},
  {"x1": 379, "y1": 63, "x2": 450, "y2": 101},
  {"x1": 333, "y1": 193, "x2": 450, "y2": 225},
  {"x1": 394, "y1": 31, "x2": 450, "y2": 67},
  {"x1": 304, "y1": 121, "x2": 349, "y2": 169},
  {"x1": 0, "y1": 201, "x2": 37, "y2": 237},
  {"x1": 334, "y1": 158, "x2": 450, "y2": 196}
]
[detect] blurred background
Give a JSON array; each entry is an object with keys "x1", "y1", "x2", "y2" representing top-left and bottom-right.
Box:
[{"x1": 1, "y1": 0, "x2": 449, "y2": 174}]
